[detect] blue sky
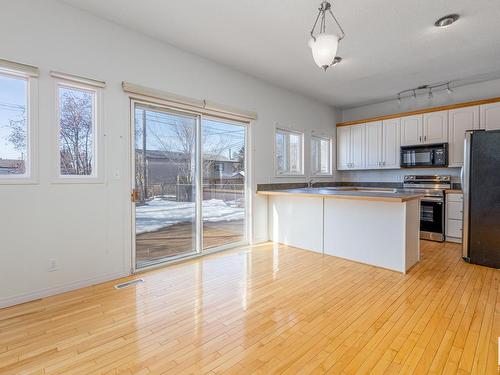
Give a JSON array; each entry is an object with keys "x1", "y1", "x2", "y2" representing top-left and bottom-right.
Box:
[{"x1": 0, "y1": 74, "x2": 27, "y2": 160}]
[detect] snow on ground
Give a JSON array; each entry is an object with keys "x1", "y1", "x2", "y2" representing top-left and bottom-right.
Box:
[{"x1": 136, "y1": 198, "x2": 244, "y2": 234}]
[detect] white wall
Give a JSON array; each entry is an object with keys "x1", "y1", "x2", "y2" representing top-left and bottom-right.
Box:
[
  {"x1": 339, "y1": 78, "x2": 500, "y2": 182},
  {"x1": 0, "y1": 0, "x2": 338, "y2": 306},
  {"x1": 341, "y1": 78, "x2": 500, "y2": 122}
]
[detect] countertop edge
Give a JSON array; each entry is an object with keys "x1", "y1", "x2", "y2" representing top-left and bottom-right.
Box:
[
  {"x1": 445, "y1": 189, "x2": 463, "y2": 194},
  {"x1": 257, "y1": 190, "x2": 423, "y2": 203}
]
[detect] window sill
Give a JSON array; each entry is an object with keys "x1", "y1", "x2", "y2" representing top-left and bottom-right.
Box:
[
  {"x1": 50, "y1": 176, "x2": 104, "y2": 184},
  {"x1": 274, "y1": 173, "x2": 305, "y2": 178},
  {"x1": 0, "y1": 177, "x2": 39, "y2": 185}
]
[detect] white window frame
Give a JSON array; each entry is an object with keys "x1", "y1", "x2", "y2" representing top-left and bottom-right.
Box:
[
  {"x1": 0, "y1": 66, "x2": 38, "y2": 184},
  {"x1": 274, "y1": 127, "x2": 304, "y2": 177},
  {"x1": 51, "y1": 73, "x2": 104, "y2": 183},
  {"x1": 311, "y1": 135, "x2": 333, "y2": 176}
]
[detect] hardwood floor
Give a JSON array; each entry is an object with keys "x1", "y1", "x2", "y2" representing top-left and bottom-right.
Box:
[{"x1": 0, "y1": 241, "x2": 498, "y2": 374}]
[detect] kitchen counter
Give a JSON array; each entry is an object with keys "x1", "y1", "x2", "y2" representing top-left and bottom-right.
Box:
[
  {"x1": 258, "y1": 186, "x2": 422, "y2": 202},
  {"x1": 263, "y1": 186, "x2": 421, "y2": 273}
]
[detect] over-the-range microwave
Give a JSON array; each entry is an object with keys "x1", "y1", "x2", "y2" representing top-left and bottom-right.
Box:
[{"x1": 400, "y1": 143, "x2": 448, "y2": 168}]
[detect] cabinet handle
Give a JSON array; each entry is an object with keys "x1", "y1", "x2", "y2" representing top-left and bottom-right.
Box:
[
  {"x1": 424, "y1": 136, "x2": 427, "y2": 141},
  {"x1": 419, "y1": 136, "x2": 422, "y2": 142}
]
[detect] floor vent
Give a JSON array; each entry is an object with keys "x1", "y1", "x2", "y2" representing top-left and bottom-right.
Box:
[{"x1": 114, "y1": 278, "x2": 144, "y2": 289}]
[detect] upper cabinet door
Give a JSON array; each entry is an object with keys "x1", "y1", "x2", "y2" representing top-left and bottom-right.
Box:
[
  {"x1": 423, "y1": 110, "x2": 448, "y2": 144},
  {"x1": 336, "y1": 126, "x2": 351, "y2": 170},
  {"x1": 382, "y1": 118, "x2": 401, "y2": 169},
  {"x1": 365, "y1": 121, "x2": 382, "y2": 169},
  {"x1": 449, "y1": 106, "x2": 480, "y2": 167},
  {"x1": 400, "y1": 115, "x2": 423, "y2": 146},
  {"x1": 350, "y1": 124, "x2": 366, "y2": 169},
  {"x1": 480, "y1": 102, "x2": 500, "y2": 130}
]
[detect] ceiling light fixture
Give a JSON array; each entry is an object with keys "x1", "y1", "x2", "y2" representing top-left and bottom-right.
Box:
[
  {"x1": 434, "y1": 14, "x2": 460, "y2": 28},
  {"x1": 309, "y1": 1, "x2": 345, "y2": 71}
]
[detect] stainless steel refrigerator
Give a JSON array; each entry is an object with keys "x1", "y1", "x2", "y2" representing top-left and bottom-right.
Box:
[{"x1": 462, "y1": 129, "x2": 500, "y2": 268}]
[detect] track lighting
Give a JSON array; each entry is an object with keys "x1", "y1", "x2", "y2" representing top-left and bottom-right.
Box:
[{"x1": 396, "y1": 81, "x2": 454, "y2": 103}]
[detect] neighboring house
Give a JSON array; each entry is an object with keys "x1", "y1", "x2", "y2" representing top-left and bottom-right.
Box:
[
  {"x1": 0, "y1": 159, "x2": 24, "y2": 175},
  {"x1": 135, "y1": 150, "x2": 243, "y2": 201}
]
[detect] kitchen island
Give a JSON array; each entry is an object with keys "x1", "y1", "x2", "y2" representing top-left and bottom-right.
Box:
[{"x1": 259, "y1": 187, "x2": 422, "y2": 273}]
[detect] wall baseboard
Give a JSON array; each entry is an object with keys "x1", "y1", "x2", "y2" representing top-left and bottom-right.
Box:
[{"x1": 0, "y1": 271, "x2": 130, "y2": 309}]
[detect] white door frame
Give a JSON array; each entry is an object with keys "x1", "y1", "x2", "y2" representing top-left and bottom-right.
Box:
[{"x1": 129, "y1": 98, "x2": 251, "y2": 273}]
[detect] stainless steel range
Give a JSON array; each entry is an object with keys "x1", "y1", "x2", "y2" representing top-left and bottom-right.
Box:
[{"x1": 403, "y1": 175, "x2": 451, "y2": 242}]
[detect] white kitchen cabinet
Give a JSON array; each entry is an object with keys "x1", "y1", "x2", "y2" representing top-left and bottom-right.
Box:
[
  {"x1": 480, "y1": 102, "x2": 500, "y2": 130},
  {"x1": 365, "y1": 121, "x2": 383, "y2": 169},
  {"x1": 401, "y1": 112, "x2": 448, "y2": 146},
  {"x1": 350, "y1": 124, "x2": 366, "y2": 169},
  {"x1": 446, "y1": 193, "x2": 463, "y2": 243},
  {"x1": 336, "y1": 126, "x2": 351, "y2": 170},
  {"x1": 448, "y1": 106, "x2": 480, "y2": 167},
  {"x1": 382, "y1": 118, "x2": 401, "y2": 169},
  {"x1": 400, "y1": 115, "x2": 423, "y2": 146},
  {"x1": 336, "y1": 124, "x2": 365, "y2": 170},
  {"x1": 423, "y1": 110, "x2": 448, "y2": 144}
]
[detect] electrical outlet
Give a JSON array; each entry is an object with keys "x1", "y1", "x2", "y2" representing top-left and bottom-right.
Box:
[{"x1": 48, "y1": 258, "x2": 58, "y2": 272}]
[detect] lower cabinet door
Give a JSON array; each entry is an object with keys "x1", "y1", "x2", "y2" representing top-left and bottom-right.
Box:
[{"x1": 446, "y1": 218, "x2": 463, "y2": 239}]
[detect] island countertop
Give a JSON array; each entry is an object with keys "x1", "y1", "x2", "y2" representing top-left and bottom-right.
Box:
[{"x1": 257, "y1": 186, "x2": 423, "y2": 203}]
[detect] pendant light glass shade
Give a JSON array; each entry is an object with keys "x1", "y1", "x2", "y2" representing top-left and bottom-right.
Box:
[{"x1": 308, "y1": 33, "x2": 339, "y2": 70}]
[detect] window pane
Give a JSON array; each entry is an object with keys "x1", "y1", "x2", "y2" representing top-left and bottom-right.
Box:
[
  {"x1": 134, "y1": 106, "x2": 197, "y2": 267},
  {"x1": 275, "y1": 131, "x2": 286, "y2": 173},
  {"x1": 320, "y1": 139, "x2": 330, "y2": 173},
  {"x1": 59, "y1": 86, "x2": 95, "y2": 176},
  {"x1": 202, "y1": 119, "x2": 246, "y2": 250},
  {"x1": 0, "y1": 74, "x2": 28, "y2": 175},
  {"x1": 289, "y1": 133, "x2": 301, "y2": 173},
  {"x1": 311, "y1": 138, "x2": 320, "y2": 173}
]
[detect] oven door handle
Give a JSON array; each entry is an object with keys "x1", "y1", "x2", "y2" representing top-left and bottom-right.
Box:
[{"x1": 421, "y1": 197, "x2": 444, "y2": 203}]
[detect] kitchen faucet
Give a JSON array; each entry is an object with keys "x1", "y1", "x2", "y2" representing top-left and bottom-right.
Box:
[{"x1": 307, "y1": 178, "x2": 315, "y2": 188}]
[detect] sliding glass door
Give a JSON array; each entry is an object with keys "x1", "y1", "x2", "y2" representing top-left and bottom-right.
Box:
[
  {"x1": 202, "y1": 118, "x2": 246, "y2": 250},
  {"x1": 133, "y1": 102, "x2": 248, "y2": 270}
]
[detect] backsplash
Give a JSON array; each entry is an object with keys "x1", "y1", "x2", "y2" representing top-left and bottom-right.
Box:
[{"x1": 339, "y1": 167, "x2": 462, "y2": 183}]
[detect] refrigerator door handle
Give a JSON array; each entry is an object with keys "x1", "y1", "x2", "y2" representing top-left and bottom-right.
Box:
[{"x1": 462, "y1": 130, "x2": 472, "y2": 260}]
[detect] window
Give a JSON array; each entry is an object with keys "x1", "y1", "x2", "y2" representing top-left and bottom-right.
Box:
[
  {"x1": 0, "y1": 61, "x2": 37, "y2": 182},
  {"x1": 53, "y1": 72, "x2": 104, "y2": 181},
  {"x1": 311, "y1": 136, "x2": 332, "y2": 175},
  {"x1": 275, "y1": 128, "x2": 303, "y2": 175}
]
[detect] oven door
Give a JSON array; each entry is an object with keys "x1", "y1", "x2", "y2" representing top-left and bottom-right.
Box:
[{"x1": 420, "y1": 197, "x2": 444, "y2": 241}]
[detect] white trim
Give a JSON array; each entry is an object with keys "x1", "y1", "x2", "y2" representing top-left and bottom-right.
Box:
[
  {"x1": 274, "y1": 127, "x2": 305, "y2": 177},
  {"x1": 129, "y1": 99, "x2": 251, "y2": 272},
  {"x1": 311, "y1": 135, "x2": 333, "y2": 176},
  {"x1": 0, "y1": 58, "x2": 38, "y2": 77},
  {"x1": 50, "y1": 71, "x2": 105, "y2": 88},
  {"x1": 0, "y1": 271, "x2": 129, "y2": 308},
  {"x1": 122, "y1": 81, "x2": 257, "y2": 122},
  {"x1": 51, "y1": 77, "x2": 104, "y2": 184},
  {"x1": 0, "y1": 70, "x2": 39, "y2": 184}
]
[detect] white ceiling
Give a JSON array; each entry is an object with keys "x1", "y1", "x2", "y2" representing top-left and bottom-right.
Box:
[{"x1": 61, "y1": 0, "x2": 500, "y2": 108}]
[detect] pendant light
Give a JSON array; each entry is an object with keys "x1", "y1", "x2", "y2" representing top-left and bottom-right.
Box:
[{"x1": 309, "y1": 1, "x2": 345, "y2": 71}]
